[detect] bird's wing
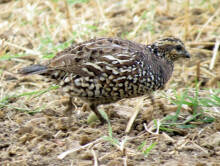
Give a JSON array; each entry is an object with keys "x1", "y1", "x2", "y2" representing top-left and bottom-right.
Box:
[{"x1": 46, "y1": 38, "x2": 146, "y2": 76}]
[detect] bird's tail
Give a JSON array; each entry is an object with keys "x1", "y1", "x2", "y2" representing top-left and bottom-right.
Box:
[{"x1": 18, "y1": 64, "x2": 48, "y2": 75}]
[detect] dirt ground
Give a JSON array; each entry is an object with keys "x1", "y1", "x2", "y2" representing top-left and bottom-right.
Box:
[{"x1": 0, "y1": 0, "x2": 220, "y2": 165}]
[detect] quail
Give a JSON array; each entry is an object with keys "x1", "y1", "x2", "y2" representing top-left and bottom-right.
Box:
[{"x1": 19, "y1": 37, "x2": 190, "y2": 123}]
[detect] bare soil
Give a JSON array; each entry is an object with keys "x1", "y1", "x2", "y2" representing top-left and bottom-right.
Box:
[{"x1": 0, "y1": 0, "x2": 220, "y2": 165}]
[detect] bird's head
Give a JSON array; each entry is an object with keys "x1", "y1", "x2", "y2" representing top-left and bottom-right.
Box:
[{"x1": 150, "y1": 37, "x2": 190, "y2": 61}]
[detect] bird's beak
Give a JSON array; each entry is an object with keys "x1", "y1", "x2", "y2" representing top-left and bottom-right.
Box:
[{"x1": 184, "y1": 51, "x2": 191, "y2": 58}]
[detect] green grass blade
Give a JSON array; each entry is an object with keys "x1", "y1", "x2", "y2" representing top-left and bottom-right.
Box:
[{"x1": 143, "y1": 142, "x2": 157, "y2": 156}]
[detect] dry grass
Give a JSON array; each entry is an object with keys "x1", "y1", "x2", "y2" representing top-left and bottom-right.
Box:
[{"x1": 0, "y1": 0, "x2": 220, "y2": 165}]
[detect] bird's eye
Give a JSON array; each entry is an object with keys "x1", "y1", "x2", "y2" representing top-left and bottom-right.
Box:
[{"x1": 176, "y1": 45, "x2": 182, "y2": 51}]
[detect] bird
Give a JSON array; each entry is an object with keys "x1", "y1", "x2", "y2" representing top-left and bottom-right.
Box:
[{"x1": 19, "y1": 37, "x2": 190, "y2": 123}]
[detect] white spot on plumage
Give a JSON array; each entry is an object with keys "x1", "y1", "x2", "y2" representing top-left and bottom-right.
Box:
[
  {"x1": 106, "y1": 88, "x2": 111, "y2": 91},
  {"x1": 118, "y1": 83, "x2": 123, "y2": 87},
  {"x1": 85, "y1": 62, "x2": 103, "y2": 71},
  {"x1": 87, "y1": 90, "x2": 93, "y2": 97},
  {"x1": 53, "y1": 71, "x2": 59, "y2": 77},
  {"x1": 119, "y1": 68, "x2": 132, "y2": 73},
  {"x1": 108, "y1": 74, "x2": 114, "y2": 80},
  {"x1": 103, "y1": 55, "x2": 118, "y2": 61},
  {"x1": 81, "y1": 83, "x2": 90, "y2": 87},
  {"x1": 85, "y1": 77, "x2": 90, "y2": 81},
  {"x1": 151, "y1": 75, "x2": 154, "y2": 80},
  {"x1": 64, "y1": 77, "x2": 71, "y2": 83},
  {"x1": 116, "y1": 53, "x2": 130, "y2": 58},
  {"x1": 133, "y1": 78, "x2": 138, "y2": 83},
  {"x1": 114, "y1": 76, "x2": 126, "y2": 82},
  {"x1": 100, "y1": 77, "x2": 105, "y2": 81},
  {"x1": 128, "y1": 75, "x2": 132, "y2": 80},
  {"x1": 109, "y1": 83, "x2": 114, "y2": 87},
  {"x1": 82, "y1": 67, "x2": 95, "y2": 76},
  {"x1": 102, "y1": 73, "x2": 108, "y2": 78},
  {"x1": 113, "y1": 87, "x2": 118, "y2": 91},
  {"x1": 94, "y1": 89, "x2": 100, "y2": 96},
  {"x1": 112, "y1": 61, "x2": 119, "y2": 64},
  {"x1": 103, "y1": 55, "x2": 132, "y2": 64},
  {"x1": 60, "y1": 80, "x2": 64, "y2": 86},
  {"x1": 146, "y1": 83, "x2": 151, "y2": 87},
  {"x1": 88, "y1": 83, "x2": 95, "y2": 90},
  {"x1": 105, "y1": 66, "x2": 118, "y2": 75},
  {"x1": 113, "y1": 70, "x2": 119, "y2": 75},
  {"x1": 74, "y1": 78, "x2": 81, "y2": 86}
]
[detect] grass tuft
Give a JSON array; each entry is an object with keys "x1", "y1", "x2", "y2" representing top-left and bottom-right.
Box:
[
  {"x1": 0, "y1": 85, "x2": 59, "y2": 114},
  {"x1": 159, "y1": 87, "x2": 218, "y2": 132},
  {"x1": 138, "y1": 140, "x2": 157, "y2": 156},
  {"x1": 100, "y1": 109, "x2": 127, "y2": 152}
]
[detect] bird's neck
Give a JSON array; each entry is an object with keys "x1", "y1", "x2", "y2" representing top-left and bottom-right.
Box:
[
  {"x1": 146, "y1": 45, "x2": 174, "y2": 83},
  {"x1": 163, "y1": 58, "x2": 174, "y2": 83}
]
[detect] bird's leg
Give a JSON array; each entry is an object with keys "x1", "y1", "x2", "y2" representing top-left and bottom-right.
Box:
[
  {"x1": 64, "y1": 96, "x2": 74, "y2": 117},
  {"x1": 90, "y1": 103, "x2": 107, "y2": 124},
  {"x1": 149, "y1": 94, "x2": 156, "y2": 120},
  {"x1": 149, "y1": 94, "x2": 155, "y2": 107},
  {"x1": 63, "y1": 96, "x2": 75, "y2": 127},
  {"x1": 149, "y1": 94, "x2": 165, "y2": 119}
]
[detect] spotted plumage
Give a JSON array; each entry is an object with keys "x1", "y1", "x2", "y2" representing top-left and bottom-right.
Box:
[{"x1": 19, "y1": 37, "x2": 190, "y2": 123}]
